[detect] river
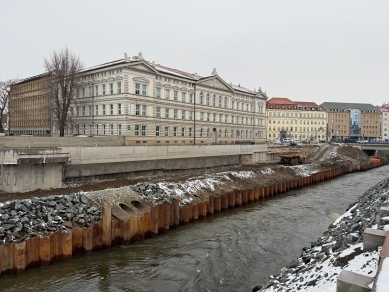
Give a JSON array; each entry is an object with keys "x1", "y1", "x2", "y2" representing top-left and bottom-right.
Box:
[{"x1": 1, "y1": 165, "x2": 388, "y2": 292}]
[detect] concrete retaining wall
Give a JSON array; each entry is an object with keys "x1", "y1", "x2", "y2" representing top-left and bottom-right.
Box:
[
  {"x1": 61, "y1": 144, "x2": 268, "y2": 165},
  {"x1": 62, "y1": 144, "x2": 272, "y2": 181},
  {"x1": 0, "y1": 164, "x2": 63, "y2": 193},
  {"x1": 0, "y1": 136, "x2": 125, "y2": 148},
  {"x1": 1, "y1": 161, "x2": 388, "y2": 276}
]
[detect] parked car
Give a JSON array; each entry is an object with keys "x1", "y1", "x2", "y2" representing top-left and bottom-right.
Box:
[
  {"x1": 283, "y1": 138, "x2": 291, "y2": 143},
  {"x1": 356, "y1": 140, "x2": 368, "y2": 143}
]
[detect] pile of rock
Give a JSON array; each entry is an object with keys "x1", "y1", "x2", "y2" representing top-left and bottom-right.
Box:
[
  {"x1": 0, "y1": 193, "x2": 102, "y2": 245},
  {"x1": 256, "y1": 177, "x2": 389, "y2": 291},
  {"x1": 130, "y1": 182, "x2": 179, "y2": 205}
]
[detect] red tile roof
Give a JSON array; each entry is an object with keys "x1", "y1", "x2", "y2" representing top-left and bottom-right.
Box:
[
  {"x1": 295, "y1": 101, "x2": 320, "y2": 108},
  {"x1": 267, "y1": 97, "x2": 296, "y2": 105}
]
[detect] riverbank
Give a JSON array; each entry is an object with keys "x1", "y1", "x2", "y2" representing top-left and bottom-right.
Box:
[
  {"x1": 0, "y1": 144, "x2": 373, "y2": 245},
  {"x1": 255, "y1": 177, "x2": 389, "y2": 292}
]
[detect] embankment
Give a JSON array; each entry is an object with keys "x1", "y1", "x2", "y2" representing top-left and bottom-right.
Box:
[{"x1": 1, "y1": 160, "x2": 388, "y2": 276}]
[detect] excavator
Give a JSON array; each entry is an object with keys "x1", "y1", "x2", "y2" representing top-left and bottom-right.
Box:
[{"x1": 369, "y1": 150, "x2": 380, "y2": 163}]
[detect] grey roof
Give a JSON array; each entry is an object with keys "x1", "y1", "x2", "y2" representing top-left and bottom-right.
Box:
[{"x1": 320, "y1": 102, "x2": 380, "y2": 112}]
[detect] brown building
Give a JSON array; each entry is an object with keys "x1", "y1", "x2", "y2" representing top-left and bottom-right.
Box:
[
  {"x1": 321, "y1": 102, "x2": 381, "y2": 141},
  {"x1": 9, "y1": 73, "x2": 51, "y2": 136}
]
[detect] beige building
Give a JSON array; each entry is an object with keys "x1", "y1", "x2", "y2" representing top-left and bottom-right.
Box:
[
  {"x1": 266, "y1": 98, "x2": 326, "y2": 141},
  {"x1": 10, "y1": 52, "x2": 268, "y2": 145},
  {"x1": 9, "y1": 73, "x2": 51, "y2": 135},
  {"x1": 321, "y1": 102, "x2": 381, "y2": 141},
  {"x1": 379, "y1": 104, "x2": 389, "y2": 141}
]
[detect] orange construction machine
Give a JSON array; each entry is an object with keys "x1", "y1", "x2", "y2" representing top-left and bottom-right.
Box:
[{"x1": 369, "y1": 150, "x2": 380, "y2": 163}]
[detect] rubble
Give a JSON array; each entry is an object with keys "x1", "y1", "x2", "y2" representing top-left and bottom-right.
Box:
[{"x1": 0, "y1": 193, "x2": 102, "y2": 245}]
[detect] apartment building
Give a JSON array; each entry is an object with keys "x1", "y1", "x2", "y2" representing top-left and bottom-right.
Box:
[
  {"x1": 379, "y1": 104, "x2": 389, "y2": 141},
  {"x1": 321, "y1": 102, "x2": 381, "y2": 141},
  {"x1": 10, "y1": 52, "x2": 269, "y2": 145},
  {"x1": 266, "y1": 98, "x2": 326, "y2": 141},
  {"x1": 9, "y1": 73, "x2": 51, "y2": 135}
]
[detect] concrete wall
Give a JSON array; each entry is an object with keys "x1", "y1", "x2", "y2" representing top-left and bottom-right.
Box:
[
  {"x1": 62, "y1": 144, "x2": 271, "y2": 181},
  {"x1": 65, "y1": 155, "x2": 241, "y2": 181},
  {"x1": 61, "y1": 144, "x2": 268, "y2": 165},
  {"x1": 0, "y1": 164, "x2": 63, "y2": 192},
  {"x1": 0, "y1": 136, "x2": 125, "y2": 148}
]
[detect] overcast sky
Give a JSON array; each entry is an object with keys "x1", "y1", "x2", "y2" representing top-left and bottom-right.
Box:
[{"x1": 1, "y1": 0, "x2": 388, "y2": 106}]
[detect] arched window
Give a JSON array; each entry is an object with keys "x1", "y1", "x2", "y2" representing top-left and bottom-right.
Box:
[
  {"x1": 207, "y1": 128, "x2": 210, "y2": 137},
  {"x1": 218, "y1": 129, "x2": 222, "y2": 137},
  {"x1": 213, "y1": 95, "x2": 216, "y2": 107},
  {"x1": 224, "y1": 98, "x2": 227, "y2": 108},
  {"x1": 224, "y1": 129, "x2": 227, "y2": 137},
  {"x1": 200, "y1": 92, "x2": 203, "y2": 105},
  {"x1": 206, "y1": 94, "x2": 210, "y2": 106},
  {"x1": 200, "y1": 128, "x2": 203, "y2": 137},
  {"x1": 218, "y1": 97, "x2": 222, "y2": 107}
]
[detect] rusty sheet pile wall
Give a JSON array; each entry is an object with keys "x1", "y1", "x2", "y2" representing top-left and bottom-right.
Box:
[{"x1": 0, "y1": 160, "x2": 388, "y2": 275}]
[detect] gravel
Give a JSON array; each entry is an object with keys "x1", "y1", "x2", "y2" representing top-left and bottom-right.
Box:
[{"x1": 0, "y1": 193, "x2": 102, "y2": 245}]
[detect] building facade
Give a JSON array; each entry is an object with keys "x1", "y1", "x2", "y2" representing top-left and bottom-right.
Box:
[
  {"x1": 10, "y1": 53, "x2": 268, "y2": 144},
  {"x1": 9, "y1": 73, "x2": 51, "y2": 136},
  {"x1": 321, "y1": 102, "x2": 381, "y2": 141},
  {"x1": 379, "y1": 104, "x2": 389, "y2": 141},
  {"x1": 266, "y1": 98, "x2": 326, "y2": 141}
]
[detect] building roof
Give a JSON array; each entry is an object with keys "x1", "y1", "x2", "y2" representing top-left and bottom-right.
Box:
[
  {"x1": 267, "y1": 97, "x2": 296, "y2": 105},
  {"x1": 378, "y1": 106, "x2": 389, "y2": 112},
  {"x1": 13, "y1": 52, "x2": 267, "y2": 98},
  {"x1": 321, "y1": 102, "x2": 380, "y2": 112}
]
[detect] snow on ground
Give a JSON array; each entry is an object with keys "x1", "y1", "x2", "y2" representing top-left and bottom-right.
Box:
[
  {"x1": 265, "y1": 243, "x2": 379, "y2": 292},
  {"x1": 281, "y1": 164, "x2": 320, "y2": 177},
  {"x1": 376, "y1": 257, "x2": 389, "y2": 292}
]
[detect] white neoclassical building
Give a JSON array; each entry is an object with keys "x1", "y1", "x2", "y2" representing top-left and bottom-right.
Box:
[{"x1": 12, "y1": 52, "x2": 269, "y2": 145}]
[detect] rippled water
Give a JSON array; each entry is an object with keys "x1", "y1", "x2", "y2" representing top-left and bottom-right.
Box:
[{"x1": 1, "y1": 165, "x2": 388, "y2": 292}]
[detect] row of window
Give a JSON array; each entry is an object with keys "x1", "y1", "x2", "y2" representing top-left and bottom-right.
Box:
[
  {"x1": 268, "y1": 127, "x2": 325, "y2": 132},
  {"x1": 269, "y1": 112, "x2": 325, "y2": 118},
  {"x1": 269, "y1": 133, "x2": 326, "y2": 139},
  {"x1": 135, "y1": 125, "x2": 262, "y2": 139},
  {"x1": 135, "y1": 105, "x2": 265, "y2": 125},
  {"x1": 76, "y1": 104, "x2": 122, "y2": 116},
  {"x1": 269, "y1": 119, "x2": 325, "y2": 125},
  {"x1": 81, "y1": 82, "x2": 122, "y2": 98}
]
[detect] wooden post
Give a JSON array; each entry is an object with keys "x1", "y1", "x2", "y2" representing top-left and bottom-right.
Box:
[
  {"x1": 111, "y1": 220, "x2": 119, "y2": 247},
  {"x1": 26, "y1": 236, "x2": 39, "y2": 268},
  {"x1": 209, "y1": 196, "x2": 214, "y2": 214},
  {"x1": 249, "y1": 189, "x2": 254, "y2": 202},
  {"x1": 158, "y1": 204, "x2": 164, "y2": 233},
  {"x1": 13, "y1": 241, "x2": 26, "y2": 273},
  {"x1": 117, "y1": 220, "x2": 125, "y2": 245},
  {"x1": 50, "y1": 231, "x2": 63, "y2": 262},
  {"x1": 163, "y1": 202, "x2": 171, "y2": 231},
  {"x1": 63, "y1": 231, "x2": 72, "y2": 260},
  {"x1": 92, "y1": 223, "x2": 103, "y2": 250},
  {"x1": 39, "y1": 237, "x2": 50, "y2": 266},
  {"x1": 192, "y1": 204, "x2": 198, "y2": 220},
  {"x1": 205, "y1": 200, "x2": 210, "y2": 215},
  {"x1": 221, "y1": 193, "x2": 228, "y2": 210},
  {"x1": 151, "y1": 205, "x2": 158, "y2": 234},
  {"x1": 228, "y1": 191, "x2": 235, "y2": 208},
  {"x1": 173, "y1": 200, "x2": 180, "y2": 227},
  {"x1": 82, "y1": 227, "x2": 93, "y2": 254},
  {"x1": 102, "y1": 206, "x2": 112, "y2": 249},
  {"x1": 72, "y1": 228, "x2": 83, "y2": 256},
  {"x1": 0, "y1": 244, "x2": 14, "y2": 273}
]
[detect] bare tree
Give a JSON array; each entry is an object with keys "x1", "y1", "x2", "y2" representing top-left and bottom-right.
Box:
[
  {"x1": 0, "y1": 78, "x2": 20, "y2": 133},
  {"x1": 44, "y1": 48, "x2": 83, "y2": 137}
]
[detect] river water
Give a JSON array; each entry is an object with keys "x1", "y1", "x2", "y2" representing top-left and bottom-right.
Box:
[{"x1": 1, "y1": 165, "x2": 389, "y2": 292}]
